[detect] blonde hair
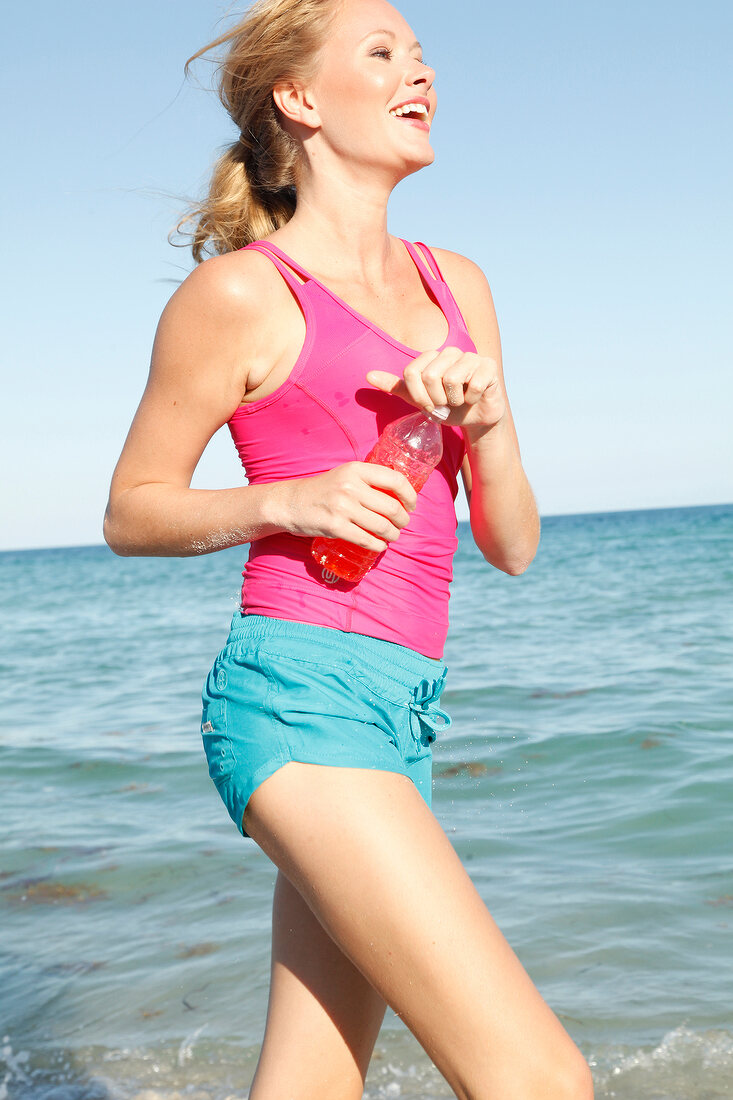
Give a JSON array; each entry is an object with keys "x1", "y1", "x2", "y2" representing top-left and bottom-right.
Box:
[{"x1": 176, "y1": 0, "x2": 342, "y2": 263}]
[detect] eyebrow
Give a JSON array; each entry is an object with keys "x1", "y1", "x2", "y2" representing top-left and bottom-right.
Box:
[{"x1": 362, "y1": 29, "x2": 422, "y2": 51}]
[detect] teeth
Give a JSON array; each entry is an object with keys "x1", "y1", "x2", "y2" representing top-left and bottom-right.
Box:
[{"x1": 390, "y1": 102, "x2": 429, "y2": 118}]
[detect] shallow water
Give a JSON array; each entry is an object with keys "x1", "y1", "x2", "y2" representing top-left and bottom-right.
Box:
[{"x1": 2, "y1": 504, "x2": 732, "y2": 1098}]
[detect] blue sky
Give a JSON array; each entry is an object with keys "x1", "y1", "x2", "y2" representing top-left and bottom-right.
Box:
[{"x1": 2, "y1": 0, "x2": 731, "y2": 550}]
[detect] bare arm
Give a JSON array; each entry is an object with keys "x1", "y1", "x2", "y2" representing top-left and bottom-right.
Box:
[
  {"x1": 367, "y1": 249, "x2": 539, "y2": 575},
  {"x1": 104, "y1": 251, "x2": 418, "y2": 558},
  {"x1": 435, "y1": 248, "x2": 540, "y2": 574}
]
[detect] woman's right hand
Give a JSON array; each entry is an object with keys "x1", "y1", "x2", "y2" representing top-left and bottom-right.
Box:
[
  {"x1": 270, "y1": 463, "x2": 418, "y2": 552},
  {"x1": 104, "y1": 250, "x2": 416, "y2": 559}
]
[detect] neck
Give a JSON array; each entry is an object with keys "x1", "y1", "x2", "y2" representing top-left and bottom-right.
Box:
[{"x1": 273, "y1": 156, "x2": 405, "y2": 282}]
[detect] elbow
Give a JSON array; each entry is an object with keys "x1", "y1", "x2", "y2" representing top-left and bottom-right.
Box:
[
  {"x1": 477, "y1": 517, "x2": 541, "y2": 576},
  {"x1": 477, "y1": 533, "x2": 540, "y2": 576},
  {"x1": 485, "y1": 552, "x2": 534, "y2": 576},
  {"x1": 103, "y1": 517, "x2": 124, "y2": 557},
  {"x1": 103, "y1": 505, "x2": 134, "y2": 557},
  {"x1": 501, "y1": 557, "x2": 533, "y2": 576},
  {"x1": 474, "y1": 529, "x2": 539, "y2": 576},
  {"x1": 501, "y1": 533, "x2": 540, "y2": 574}
]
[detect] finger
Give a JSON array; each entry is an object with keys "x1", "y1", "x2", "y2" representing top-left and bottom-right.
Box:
[
  {"x1": 430, "y1": 352, "x2": 500, "y2": 409},
  {"x1": 443, "y1": 379, "x2": 464, "y2": 407},
  {"x1": 401, "y1": 350, "x2": 442, "y2": 413},
  {"x1": 367, "y1": 354, "x2": 447, "y2": 416},
  {"x1": 334, "y1": 519, "x2": 390, "y2": 553},
  {"x1": 359, "y1": 463, "x2": 418, "y2": 511},
  {"x1": 365, "y1": 369, "x2": 423, "y2": 413},
  {"x1": 440, "y1": 353, "x2": 481, "y2": 407},
  {"x1": 464, "y1": 364, "x2": 500, "y2": 406},
  {"x1": 350, "y1": 502, "x2": 402, "y2": 545},
  {"x1": 365, "y1": 370, "x2": 404, "y2": 396},
  {"x1": 360, "y1": 485, "x2": 413, "y2": 530},
  {"x1": 418, "y1": 347, "x2": 465, "y2": 409},
  {"x1": 347, "y1": 493, "x2": 417, "y2": 548}
]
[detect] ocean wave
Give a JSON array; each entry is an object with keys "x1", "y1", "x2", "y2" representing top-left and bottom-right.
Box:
[{"x1": 3, "y1": 1026, "x2": 733, "y2": 1100}]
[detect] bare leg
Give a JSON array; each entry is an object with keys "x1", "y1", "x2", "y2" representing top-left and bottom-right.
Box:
[
  {"x1": 245, "y1": 763, "x2": 594, "y2": 1100},
  {"x1": 249, "y1": 870, "x2": 387, "y2": 1099}
]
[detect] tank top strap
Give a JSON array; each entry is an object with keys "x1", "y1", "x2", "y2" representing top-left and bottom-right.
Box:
[
  {"x1": 243, "y1": 241, "x2": 312, "y2": 295},
  {"x1": 402, "y1": 240, "x2": 445, "y2": 284}
]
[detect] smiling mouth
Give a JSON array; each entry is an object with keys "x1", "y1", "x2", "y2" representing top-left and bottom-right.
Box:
[{"x1": 388, "y1": 102, "x2": 430, "y2": 126}]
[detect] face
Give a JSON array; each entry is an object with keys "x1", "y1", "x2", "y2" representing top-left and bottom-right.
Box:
[{"x1": 298, "y1": 0, "x2": 437, "y2": 179}]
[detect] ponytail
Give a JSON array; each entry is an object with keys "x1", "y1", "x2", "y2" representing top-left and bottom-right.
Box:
[{"x1": 173, "y1": 0, "x2": 340, "y2": 262}]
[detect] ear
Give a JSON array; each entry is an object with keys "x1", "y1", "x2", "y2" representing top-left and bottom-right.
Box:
[{"x1": 272, "y1": 81, "x2": 321, "y2": 132}]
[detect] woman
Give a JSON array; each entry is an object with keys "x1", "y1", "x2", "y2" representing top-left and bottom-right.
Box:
[{"x1": 104, "y1": 0, "x2": 593, "y2": 1096}]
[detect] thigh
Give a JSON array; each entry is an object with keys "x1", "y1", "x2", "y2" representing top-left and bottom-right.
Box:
[
  {"x1": 245, "y1": 762, "x2": 591, "y2": 1100},
  {"x1": 249, "y1": 871, "x2": 386, "y2": 1100}
]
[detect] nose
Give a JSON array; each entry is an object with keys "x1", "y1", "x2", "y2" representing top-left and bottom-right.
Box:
[{"x1": 408, "y1": 58, "x2": 435, "y2": 93}]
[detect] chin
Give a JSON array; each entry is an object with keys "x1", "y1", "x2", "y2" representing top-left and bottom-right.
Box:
[
  {"x1": 402, "y1": 147, "x2": 435, "y2": 174},
  {"x1": 392, "y1": 137, "x2": 435, "y2": 172}
]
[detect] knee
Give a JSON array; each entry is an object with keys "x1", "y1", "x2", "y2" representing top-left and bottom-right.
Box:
[
  {"x1": 549, "y1": 1049, "x2": 595, "y2": 1100},
  {"x1": 461, "y1": 1047, "x2": 594, "y2": 1100},
  {"x1": 499, "y1": 1047, "x2": 594, "y2": 1100}
]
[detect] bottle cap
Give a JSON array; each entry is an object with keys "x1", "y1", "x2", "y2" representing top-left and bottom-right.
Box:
[{"x1": 427, "y1": 405, "x2": 450, "y2": 422}]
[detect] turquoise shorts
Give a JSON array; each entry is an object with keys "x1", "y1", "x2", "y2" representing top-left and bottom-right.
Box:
[{"x1": 201, "y1": 613, "x2": 451, "y2": 837}]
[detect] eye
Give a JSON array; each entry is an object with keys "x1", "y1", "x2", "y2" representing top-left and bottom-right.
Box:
[{"x1": 370, "y1": 47, "x2": 393, "y2": 60}]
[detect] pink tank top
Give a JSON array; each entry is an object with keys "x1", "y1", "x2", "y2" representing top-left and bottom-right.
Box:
[{"x1": 228, "y1": 239, "x2": 477, "y2": 658}]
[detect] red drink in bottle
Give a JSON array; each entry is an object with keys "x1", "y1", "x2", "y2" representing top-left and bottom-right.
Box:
[{"x1": 311, "y1": 407, "x2": 449, "y2": 583}]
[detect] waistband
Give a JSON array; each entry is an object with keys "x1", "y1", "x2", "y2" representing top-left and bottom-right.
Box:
[{"x1": 226, "y1": 612, "x2": 446, "y2": 689}]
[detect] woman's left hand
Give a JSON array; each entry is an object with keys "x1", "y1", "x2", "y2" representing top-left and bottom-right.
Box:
[{"x1": 366, "y1": 347, "x2": 505, "y2": 429}]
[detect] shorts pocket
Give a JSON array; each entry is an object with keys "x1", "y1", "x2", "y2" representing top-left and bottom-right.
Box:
[{"x1": 201, "y1": 698, "x2": 236, "y2": 785}]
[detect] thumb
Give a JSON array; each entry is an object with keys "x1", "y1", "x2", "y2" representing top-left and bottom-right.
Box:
[{"x1": 366, "y1": 370, "x2": 404, "y2": 395}]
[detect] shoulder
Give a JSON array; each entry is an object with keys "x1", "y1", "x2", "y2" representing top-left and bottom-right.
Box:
[
  {"x1": 423, "y1": 246, "x2": 494, "y2": 310},
  {"x1": 420, "y1": 245, "x2": 500, "y2": 357},
  {"x1": 164, "y1": 246, "x2": 291, "y2": 328},
  {"x1": 153, "y1": 246, "x2": 299, "y2": 387}
]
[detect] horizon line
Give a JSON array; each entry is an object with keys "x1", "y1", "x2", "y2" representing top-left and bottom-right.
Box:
[{"x1": 1, "y1": 500, "x2": 730, "y2": 556}]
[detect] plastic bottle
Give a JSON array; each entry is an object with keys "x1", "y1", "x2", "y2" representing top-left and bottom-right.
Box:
[{"x1": 311, "y1": 406, "x2": 450, "y2": 583}]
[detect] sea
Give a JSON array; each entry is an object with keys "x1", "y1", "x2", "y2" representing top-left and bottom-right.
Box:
[{"x1": 2, "y1": 503, "x2": 732, "y2": 1100}]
